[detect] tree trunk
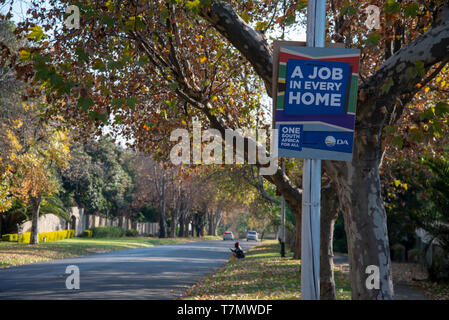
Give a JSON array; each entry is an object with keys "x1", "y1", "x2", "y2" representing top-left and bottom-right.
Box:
[
  {"x1": 207, "y1": 211, "x2": 213, "y2": 236},
  {"x1": 320, "y1": 182, "x2": 339, "y2": 300},
  {"x1": 178, "y1": 213, "x2": 185, "y2": 237},
  {"x1": 169, "y1": 209, "x2": 178, "y2": 238},
  {"x1": 159, "y1": 196, "x2": 167, "y2": 238},
  {"x1": 325, "y1": 153, "x2": 394, "y2": 300},
  {"x1": 294, "y1": 209, "x2": 301, "y2": 259},
  {"x1": 30, "y1": 195, "x2": 42, "y2": 244},
  {"x1": 208, "y1": 211, "x2": 222, "y2": 236}
]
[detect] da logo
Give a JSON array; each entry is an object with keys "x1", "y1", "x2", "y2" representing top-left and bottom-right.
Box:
[
  {"x1": 325, "y1": 136, "x2": 336, "y2": 147},
  {"x1": 325, "y1": 136, "x2": 350, "y2": 147}
]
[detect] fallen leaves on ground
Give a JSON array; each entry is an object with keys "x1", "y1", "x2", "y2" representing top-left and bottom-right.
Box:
[{"x1": 182, "y1": 240, "x2": 351, "y2": 300}]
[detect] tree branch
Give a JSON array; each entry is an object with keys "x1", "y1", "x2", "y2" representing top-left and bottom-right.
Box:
[{"x1": 199, "y1": 1, "x2": 273, "y2": 95}]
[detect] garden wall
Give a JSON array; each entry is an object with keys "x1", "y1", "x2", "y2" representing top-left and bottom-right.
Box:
[{"x1": 19, "y1": 207, "x2": 159, "y2": 237}]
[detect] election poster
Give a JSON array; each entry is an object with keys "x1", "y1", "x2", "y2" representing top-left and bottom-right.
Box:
[{"x1": 272, "y1": 41, "x2": 360, "y2": 162}]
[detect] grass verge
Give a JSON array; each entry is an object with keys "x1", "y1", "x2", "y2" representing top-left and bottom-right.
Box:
[
  {"x1": 0, "y1": 235, "x2": 220, "y2": 269},
  {"x1": 182, "y1": 240, "x2": 351, "y2": 300}
]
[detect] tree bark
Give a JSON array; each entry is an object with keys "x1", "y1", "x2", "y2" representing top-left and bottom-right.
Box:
[
  {"x1": 320, "y1": 181, "x2": 339, "y2": 300},
  {"x1": 207, "y1": 210, "x2": 222, "y2": 236},
  {"x1": 291, "y1": 207, "x2": 301, "y2": 259},
  {"x1": 169, "y1": 209, "x2": 178, "y2": 238},
  {"x1": 29, "y1": 195, "x2": 42, "y2": 244},
  {"x1": 178, "y1": 212, "x2": 185, "y2": 237},
  {"x1": 325, "y1": 155, "x2": 394, "y2": 300},
  {"x1": 159, "y1": 194, "x2": 167, "y2": 238}
]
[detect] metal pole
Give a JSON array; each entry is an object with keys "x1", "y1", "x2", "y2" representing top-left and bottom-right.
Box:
[
  {"x1": 281, "y1": 161, "x2": 286, "y2": 257},
  {"x1": 301, "y1": 0, "x2": 326, "y2": 300}
]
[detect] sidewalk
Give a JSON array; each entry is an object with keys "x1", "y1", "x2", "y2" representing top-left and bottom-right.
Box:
[{"x1": 333, "y1": 253, "x2": 429, "y2": 300}]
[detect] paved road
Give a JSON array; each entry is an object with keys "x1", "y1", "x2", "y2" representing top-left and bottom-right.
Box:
[{"x1": 0, "y1": 240, "x2": 258, "y2": 300}]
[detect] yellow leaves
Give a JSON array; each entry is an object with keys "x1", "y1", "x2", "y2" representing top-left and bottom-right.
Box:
[
  {"x1": 393, "y1": 179, "x2": 408, "y2": 191},
  {"x1": 13, "y1": 119, "x2": 23, "y2": 129},
  {"x1": 211, "y1": 96, "x2": 218, "y2": 102},
  {"x1": 1, "y1": 102, "x2": 70, "y2": 204},
  {"x1": 199, "y1": 56, "x2": 207, "y2": 63},
  {"x1": 19, "y1": 49, "x2": 31, "y2": 61}
]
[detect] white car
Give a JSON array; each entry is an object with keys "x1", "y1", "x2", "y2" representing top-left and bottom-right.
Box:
[{"x1": 246, "y1": 230, "x2": 258, "y2": 241}]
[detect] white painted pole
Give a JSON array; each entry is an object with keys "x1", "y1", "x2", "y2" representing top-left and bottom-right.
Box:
[
  {"x1": 301, "y1": 0, "x2": 326, "y2": 300},
  {"x1": 281, "y1": 161, "x2": 286, "y2": 257}
]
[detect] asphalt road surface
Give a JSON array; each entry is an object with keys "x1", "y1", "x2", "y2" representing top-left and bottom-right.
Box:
[{"x1": 0, "y1": 240, "x2": 258, "y2": 300}]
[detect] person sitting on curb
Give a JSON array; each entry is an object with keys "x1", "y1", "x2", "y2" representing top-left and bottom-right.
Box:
[{"x1": 230, "y1": 241, "x2": 245, "y2": 259}]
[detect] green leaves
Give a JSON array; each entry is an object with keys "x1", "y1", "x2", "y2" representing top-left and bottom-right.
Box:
[
  {"x1": 185, "y1": 0, "x2": 210, "y2": 13},
  {"x1": 255, "y1": 21, "x2": 268, "y2": 31},
  {"x1": 88, "y1": 111, "x2": 108, "y2": 123},
  {"x1": 123, "y1": 16, "x2": 145, "y2": 32},
  {"x1": 392, "y1": 136, "x2": 403, "y2": 148},
  {"x1": 27, "y1": 25, "x2": 45, "y2": 42},
  {"x1": 434, "y1": 102, "x2": 449, "y2": 117},
  {"x1": 384, "y1": 0, "x2": 401, "y2": 14},
  {"x1": 75, "y1": 48, "x2": 89, "y2": 64},
  {"x1": 341, "y1": 3, "x2": 357, "y2": 16},
  {"x1": 404, "y1": 3, "x2": 420, "y2": 18},
  {"x1": 137, "y1": 56, "x2": 149, "y2": 67},
  {"x1": 164, "y1": 99, "x2": 177, "y2": 109},
  {"x1": 77, "y1": 97, "x2": 95, "y2": 112},
  {"x1": 410, "y1": 60, "x2": 425, "y2": 78},
  {"x1": 186, "y1": 0, "x2": 201, "y2": 12},
  {"x1": 419, "y1": 102, "x2": 449, "y2": 121},
  {"x1": 101, "y1": 14, "x2": 115, "y2": 28},
  {"x1": 283, "y1": 14, "x2": 296, "y2": 26},
  {"x1": 110, "y1": 97, "x2": 138, "y2": 110},
  {"x1": 381, "y1": 77, "x2": 394, "y2": 94},
  {"x1": 77, "y1": 98, "x2": 108, "y2": 124},
  {"x1": 384, "y1": 125, "x2": 396, "y2": 136},
  {"x1": 126, "y1": 97, "x2": 138, "y2": 110},
  {"x1": 367, "y1": 32, "x2": 382, "y2": 46},
  {"x1": 93, "y1": 59, "x2": 106, "y2": 72}
]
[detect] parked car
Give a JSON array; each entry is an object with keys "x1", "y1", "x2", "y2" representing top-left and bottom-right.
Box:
[
  {"x1": 223, "y1": 231, "x2": 234, "y2": 240},
  {"x1": 246, "y1": 230, "x2": 258, "y2": 241}
]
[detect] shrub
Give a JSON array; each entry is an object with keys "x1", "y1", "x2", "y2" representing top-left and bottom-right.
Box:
[
  {"x1": 408, "y1": 248, "x2": 424, "y2": 263},
  {"x1": 0, "y1": 230, "x2": 74, "y2": 243},
  {"x1": 125, "y1": 229, "x2": 139, "y2": 237},
  {"x1": 2, "y1": 234, "x2": 17, "y2": 241},
  {"x1": 80, "y1": 230, "x2": 93, "y2": 238},
  {"x1": 91, "y1": 226, "x2": 125, "y2": 238},
  {"x1": 391, "y1": 243, "x2": 406, "y2": 262}
]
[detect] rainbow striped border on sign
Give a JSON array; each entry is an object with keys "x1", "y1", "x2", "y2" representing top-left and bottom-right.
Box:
[{"x1": 272, "y1": 42, "x2": 361, "y2": 162}]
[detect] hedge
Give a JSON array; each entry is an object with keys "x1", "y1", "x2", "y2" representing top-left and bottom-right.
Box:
[
  {"x1": 91, "y1": 226, "x2": 125, "y2": 238},
  {"x1": 1, "y1": 230, "x2": 75, "y2": 243},
  {"x1": 125, "y1": 229, "x2": 139, "y2": 237},
  {"x1": 81, "y1": 229, "x2": 93, "y2": 238}
]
